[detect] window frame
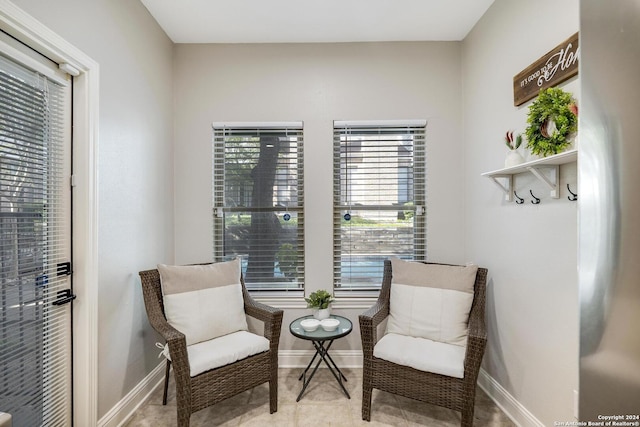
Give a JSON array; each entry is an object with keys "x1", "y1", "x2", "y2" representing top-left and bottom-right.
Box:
[
  {"x1": 212, "y1": 122, "x2": 305, "y2": 295},
  {"x1": 332, "y1": 120, "x2": 427, "y2": 295}
]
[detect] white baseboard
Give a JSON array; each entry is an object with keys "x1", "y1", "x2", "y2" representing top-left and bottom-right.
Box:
[
  {"x1": 278, "y1": 350, "x2": 363, "y2": 368},
  {"x1": 477, "y1": 369, "x2": 544, "y2": 427},
  {"x1": 97, "y1": 361, "x2": 166, "y2": 427}
]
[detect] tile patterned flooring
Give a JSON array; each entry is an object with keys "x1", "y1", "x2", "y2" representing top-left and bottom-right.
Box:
[{"x1": 125, "y1": 368, "x2": 516, "y2": 426}]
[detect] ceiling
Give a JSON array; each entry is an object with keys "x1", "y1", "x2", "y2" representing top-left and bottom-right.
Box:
[{"x1": 141, "y1": 0, "x2": 495, "y2": 44}]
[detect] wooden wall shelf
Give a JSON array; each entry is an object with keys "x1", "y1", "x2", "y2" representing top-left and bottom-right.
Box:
[{"x1": 481, "y1": 149, "x2": 577, "y2": 201}]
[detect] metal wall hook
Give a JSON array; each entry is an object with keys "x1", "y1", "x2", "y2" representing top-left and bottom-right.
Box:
[
  {"x1": 514, "y1": 191, "x2": 524, "y2": 204},
  {"x1": 530, "y1": 190, "x2": 541, "y2": 204},
  {"x1": 567, "y1": 183, "x2": 578, "y2": 201}
]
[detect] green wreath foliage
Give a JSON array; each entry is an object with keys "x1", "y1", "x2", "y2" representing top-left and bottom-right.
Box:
[{"x1": 525, "y1": 87, "x2": 577, "y2": 157}]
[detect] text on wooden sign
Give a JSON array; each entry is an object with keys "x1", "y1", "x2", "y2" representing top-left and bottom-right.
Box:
[{"x1": 513, "y1": 32, "x2": 579, "y2": 106}]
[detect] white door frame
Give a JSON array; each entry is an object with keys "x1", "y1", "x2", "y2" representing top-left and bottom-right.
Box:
[{"x1": 0, "y1": 1, "x2": 99, "y2": 425}]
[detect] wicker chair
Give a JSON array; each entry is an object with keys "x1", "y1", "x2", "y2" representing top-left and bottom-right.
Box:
[
  {"x1": 359, "y1": 260, "x2": 488, "y2": 427},
  {"x1": 139, "y1": 265, "x2": 283, "y2": 427}
]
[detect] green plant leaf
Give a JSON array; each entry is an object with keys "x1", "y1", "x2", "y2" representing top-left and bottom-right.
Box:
[
  {"x1": 525, "y1": 87, "x2": 577, "y2": 157},
  {"x1": 305, "y1": 289, "x2": 335, "y2": 309}
]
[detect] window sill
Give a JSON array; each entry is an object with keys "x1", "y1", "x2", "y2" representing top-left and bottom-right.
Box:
[
  {"x1": 332, "y1": 297, "x2": 378, "y2": 310},
  {"x1": 252, "y1": 295, "x2": 306, "y2": 309},
  {"x1": 251, "y1": 294, "x2": 378, "y2": 310}
]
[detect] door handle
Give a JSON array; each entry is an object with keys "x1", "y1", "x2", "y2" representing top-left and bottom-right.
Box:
[{"x1": 53, "y1": 289, "x2": 76, "y2": 306}]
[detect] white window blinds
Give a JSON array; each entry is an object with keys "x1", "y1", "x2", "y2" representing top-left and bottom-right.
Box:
[
  {"x1": 333, "y1": 121, "x2": 426, "y2": 291},
  {"x1": 0, "y1": 50, "x2": 71, "y2": 426},
  {"x1": 213, "y1": 123, "x2": 304, "y2": 291}
]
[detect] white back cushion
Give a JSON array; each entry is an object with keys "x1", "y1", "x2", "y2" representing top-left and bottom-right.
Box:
[
  {"x1": 158, "y1": 259, "x2": 248, "y2": 346},
  {"x1": 386, "y1": 258, "x2": 478, "y2": 347}
]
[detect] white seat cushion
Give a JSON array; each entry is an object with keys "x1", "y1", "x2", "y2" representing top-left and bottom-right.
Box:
[
  {"x1": 158, "y1": 259, "x2": 248, "y2": 346},
  {"x1": 373, "y1": 333, "x2": 466, "y2": 379},
  {"x1": 386, "y1": 258, "x2": 477, "y2": 346},
  {"x1": 163, "y1": 331, "x2": 270, "y2": 377}
]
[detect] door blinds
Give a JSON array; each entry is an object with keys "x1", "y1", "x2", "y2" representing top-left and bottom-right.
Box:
[
  {"x1": 213, "y1": 123, "x2": 304, "y2": 291},
  {"x1": 0, "y1": 51, "x2": 71, "y2": 426},
  {"x1": 333, "y1": 121, "x2": 426, "y2": 291}
]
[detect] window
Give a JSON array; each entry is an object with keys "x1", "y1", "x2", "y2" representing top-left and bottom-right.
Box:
[
  {"x1": 333, "y1": 120, "x2": 426, "y2": 292},
  {"x1": 213, "y1": 122, "x2": 304, "y2": 292}
]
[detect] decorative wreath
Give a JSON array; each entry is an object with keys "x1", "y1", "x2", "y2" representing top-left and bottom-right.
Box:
[{"x1": 525, "y1": 87, "x2": 578, "y2": 157}]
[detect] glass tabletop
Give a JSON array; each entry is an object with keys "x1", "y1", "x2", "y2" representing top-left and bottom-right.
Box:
[{"x1": 289, "y1": 315, "x2": 353, "y2": 341}]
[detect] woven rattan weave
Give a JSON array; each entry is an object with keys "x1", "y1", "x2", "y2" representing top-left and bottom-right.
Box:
[
  {"x1": 359, "y1": 260, "x2": 488, "y2": 427},
  {"x1": 139, "y1": 265, "x2": 283, "y2": 427}
]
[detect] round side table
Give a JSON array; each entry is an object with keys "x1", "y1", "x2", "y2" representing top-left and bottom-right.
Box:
[{"x1": 289, "y1": 314, "x2": 353, "y2": 401}]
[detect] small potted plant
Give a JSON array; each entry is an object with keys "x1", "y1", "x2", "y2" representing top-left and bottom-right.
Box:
[
  {"x1": 305, "y1": 289, "x2": 335, "y2": 320},
  {"x1": 504, "y1": 130, "x2": 524, "y2": 167}
]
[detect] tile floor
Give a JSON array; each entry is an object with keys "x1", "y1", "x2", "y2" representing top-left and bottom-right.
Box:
[{"x1": 125, "y1": 368, "x2": 516, "y2": 426}]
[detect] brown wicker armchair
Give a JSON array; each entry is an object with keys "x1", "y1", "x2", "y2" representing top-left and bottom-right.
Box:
[
  {"x1": 359, "y1": 260, "x2": 488, "y2": 427},
  {"x1": 139, "y1": 265, "x2": 283, "y2": 427}
]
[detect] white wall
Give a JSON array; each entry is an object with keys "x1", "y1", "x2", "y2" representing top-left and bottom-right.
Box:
[
  {"x1": 10, "y1": 0, "x2": 175, "y2": 418},
  {"x1": 173, "y1": 42, "x2": 466, "y2": 350},
  {"x1": 462, "y1": 0, "x2": 579, "y2": 424},
  {"x1": 3, "y1": 1, "x2": 583, "y2": 422}
]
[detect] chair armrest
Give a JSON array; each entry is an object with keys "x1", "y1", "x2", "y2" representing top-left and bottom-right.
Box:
[
  {"x1": 145, "y1": 308, "x2": 192, "y2": 404},
  {"x1": 359, "y1": 300, "x2": 389, "y2": 358},
  {"x1": 148, "y1": 312, "x2": 189, "y2": 365},
  {"x1": 163, "y1": 326, "x2": 190, "y2": 389},
  {"x1": 361, "y1": 300, "x2": 390, "y2": 328},
  {"x1": 463, "y1": 299, "x2": 487, "y2": 380},
  {"x1": 140, "y1": 287, "x2": 188, "y2": 355},
  {"x1": 138, "y1": 270, "x2": 192, "y2": 401},
  {"x1": 243, "y1": 294, "x2": 284, "y2": 345}
]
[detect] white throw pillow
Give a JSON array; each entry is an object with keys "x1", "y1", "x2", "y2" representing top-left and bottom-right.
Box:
[
  {"x1": 158, "y1": 259, "x2": 248, "y2": 346},
  {"x1": 386, "y1": 258, "x2": 478, "y2": 346}
]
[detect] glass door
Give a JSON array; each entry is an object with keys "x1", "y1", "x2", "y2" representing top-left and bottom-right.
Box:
[{"x1": 0, "y1": 39, "x2": 73, "y2": 427}]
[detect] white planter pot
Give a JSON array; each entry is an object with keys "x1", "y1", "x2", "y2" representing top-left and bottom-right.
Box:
[
  {"x1": 313, "y1": 308, "x2": 331, "y2": 320},
  {"x1": 505, "y1": 150, "x2": 525, "y2": 168}
]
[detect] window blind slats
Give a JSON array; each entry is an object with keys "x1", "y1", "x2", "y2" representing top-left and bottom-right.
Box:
[
  {"x1": 0, "y1": 51, "x2": 71, "y2": 427},
  {"x1": 333, "y1": 122, "x2": 426, "y2": 291},
  {"x1": 212, "y1": 124, "x2": 304, "y2": 291}
]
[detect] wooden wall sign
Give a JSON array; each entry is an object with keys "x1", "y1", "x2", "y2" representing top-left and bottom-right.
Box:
[{"x1": 513, "y1": 32, "x2": 579, "y2": 106}]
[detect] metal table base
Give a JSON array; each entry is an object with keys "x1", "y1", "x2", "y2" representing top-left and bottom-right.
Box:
[
  {"x1": 289, "y1": 315, "x2": 353, "y2": 402},
  {"x1": 296, "y1": 339, "x2": 350, "y2": 401}
]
